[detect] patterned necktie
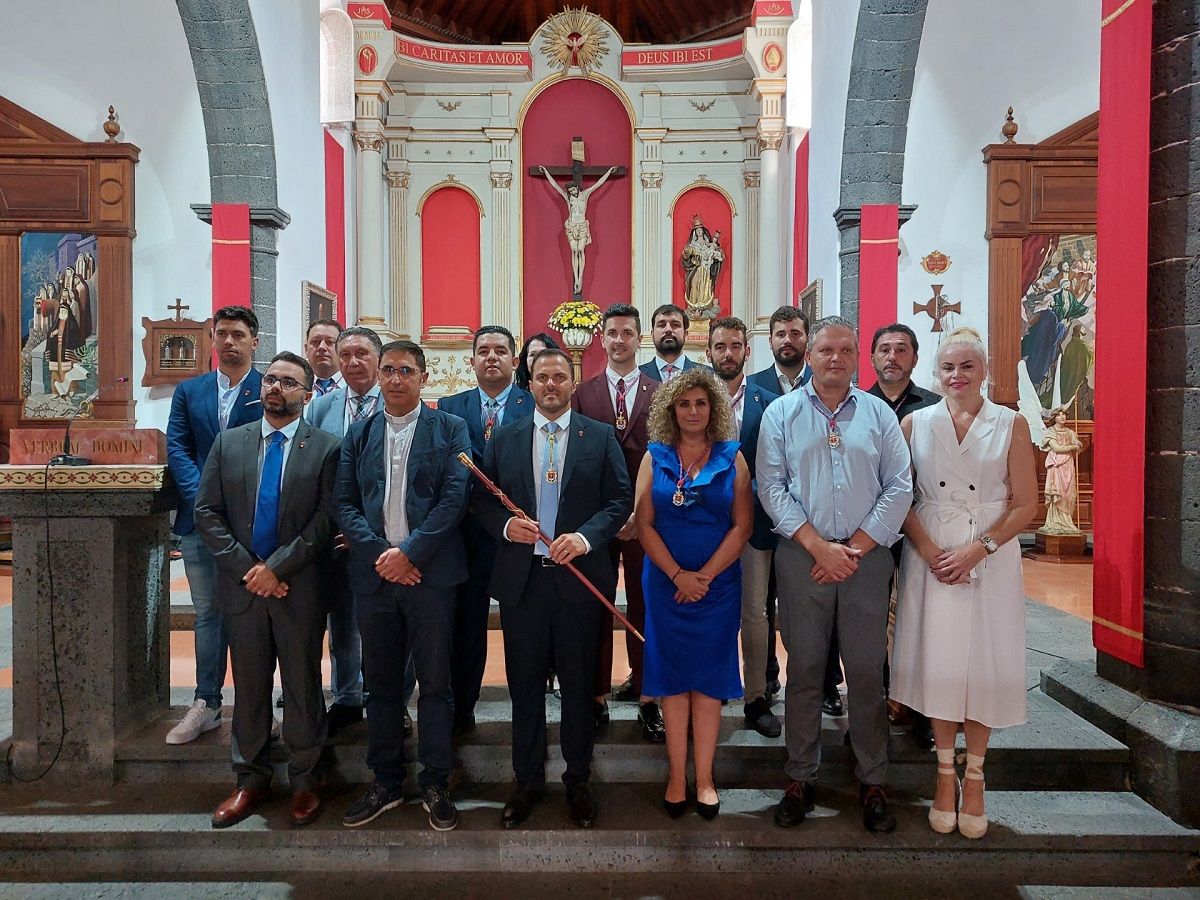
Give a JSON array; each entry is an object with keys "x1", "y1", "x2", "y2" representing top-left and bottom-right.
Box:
[
  {"x1": 483, "y1": 398, "x2": 499, "y2": 442},
  {"x1": 615, "y1": 377, "x2": 628, "y2": 429},
  {"x1": 352, "y1": 394, "x2": 370, "y2": 422},
  {"x1": 664, "y1": 363, "x2": 678, "y2": 381},
  {"x1": 536, "y1": 422, "x2": 561, "y2": 556},
  {"x1": 252, "y1": 431, "x2": 287, "y2": 561},
  {"x1": 315, "y1": 377, "x2": 335, "y2": 396}
]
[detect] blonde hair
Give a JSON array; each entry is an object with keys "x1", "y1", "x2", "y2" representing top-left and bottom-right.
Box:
[
  {"x1": 936, "y1": 325, "x2": 988, "y2": 372},
  {"x1": 646, "y1": 368, "x2": 737, "y2": 445}
]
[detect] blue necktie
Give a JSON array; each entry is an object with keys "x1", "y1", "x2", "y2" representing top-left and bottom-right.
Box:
[
  {"x1": 536, "y1": 422, "x2": 560, "y2": 557},
  {"x1": 315, "y1": 377, "x2": 335, "y2": 395},
  {"x1": 252, "y1": 431, "x2": 287, "y2": 561}
]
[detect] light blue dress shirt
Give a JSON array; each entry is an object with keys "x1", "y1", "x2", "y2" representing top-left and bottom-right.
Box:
[
  {"x1": 755, "y1": 383, "x2": 912, "y2": 547},
  {"x1": 478, "y1": 383, "x2": 514, "y2": 428}
]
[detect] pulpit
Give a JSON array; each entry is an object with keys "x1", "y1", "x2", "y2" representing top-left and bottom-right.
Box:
[{"x1": 0, "y1": 465, "x2": 176, "y2": 783}]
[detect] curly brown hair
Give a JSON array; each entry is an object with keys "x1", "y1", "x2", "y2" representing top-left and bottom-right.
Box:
[{"x1": 646, "y1": 367, "x2": 737, "y2": 445}]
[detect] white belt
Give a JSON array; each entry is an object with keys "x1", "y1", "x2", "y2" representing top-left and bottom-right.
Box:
[{"x1": 916, "y1": 494, "x2": 1008, "y2": 577}]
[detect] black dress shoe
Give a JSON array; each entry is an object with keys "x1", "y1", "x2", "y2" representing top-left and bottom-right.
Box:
[
  {"x1": 566, "y1": 783, "x2": 597, "y2": 828},
  {"x1": 501, "y1": 786, "x2": 542, "y2": 829},
  {"x1": 638, "y1": 701, "x2": 666, "y2": 743},
  {"x1": 743, "y1": 697, "x2": 782, "y2": 738},
  {"x1": 910, "y1": 711, "x2": 935, "y2": 751},
  {"x1": 612, "y1": 674, "x2": 639, "y2": 702},
  {"x1": 696, "y1": 797, "x2": 720, "y2": 821},
  {"x1": 326, "y1": 702, "x2": 364, "y2": 737},
  {"x1": 773, "y1": 780, "x2": 815, "y2": 828},
  {"x1": 860, "y1": 783, "x2": 897, "y2": 833},
  {"x1": 662, "y1": 795, "x2": 689, "y2": 819},
  {"x1": 765, "y1": 678, "x2": 782, "y2": 699},
  {"x1": 821, "y1": 688, "x2": 845, "y2": 717},
  {"x1": 593, "y1": 700, "x2": 610, "y2": 726}
]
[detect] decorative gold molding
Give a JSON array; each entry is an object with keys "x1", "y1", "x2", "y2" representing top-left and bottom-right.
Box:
[
  {"x1": 415, "y1": 177, "x2": 486, "y2": 217},
  {"x1": 436, "y1": 99, "x2": 463, "y2": 111},
  {"x1": 743, "y1": 171, "x2": 761, "y2": 189},
  {"x1": 353, "y1": 131, "x2": 385, "y2": 152},
  {"x1": 668, "y1": 178, "x2": 739, "y2": 218},
  {"x1": 490, "y1": 171, "x2": 513, "y2": 189},
  {"x1": 0, "y1": 465, "x2": 168, "y2": 490},
  {"x1": 385, "y1": 170, "x2": 410, "y2": 189},
  {"x1": 516, "y1": 71, "x2": 637, "y2": 130},
  {"x1": 640, "y1": 172, "x2": 663, "y2": 189},
  {"x1": 757, "y1": 130, "x2": 785, "y2": 152},
  {"x1": 539, "y1": 7, "x2": 610, "y2": 78}
]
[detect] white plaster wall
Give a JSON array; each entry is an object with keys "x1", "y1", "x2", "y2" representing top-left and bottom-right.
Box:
[
  {"x1": 900, "y1": 0, "x2": 1099, "y2": 388},
  {"x1": 0, "y1": 0, "x2": 211, "y2": 431},
  {"x1": 806, "y1": 0, "x2": 860, "y2": 318},
  {"x1": 249, "y1": 0, "x2": 328, "y2": 349}
]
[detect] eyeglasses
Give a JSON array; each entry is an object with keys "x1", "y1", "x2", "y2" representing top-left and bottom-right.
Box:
[
  {"x1": 262, "y1": 374, "x2": 306, "y2": 391},
  {"x1": 380, "y1": 365, "x2": 422, "y2": 380}
]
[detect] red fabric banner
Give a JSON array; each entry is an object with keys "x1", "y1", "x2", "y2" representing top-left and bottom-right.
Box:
[
  {"x1": 211, "y1": 203, "x2": 250, "y2": 314},
  {"x1": 857, "y1": 204, "x2": 898, "y2": 384},
  {"x1": 792, "y1": 133, "x2": 810, "y2": 304},
  {"x1": 324, "y1": 130, "x2": 346, "y2": 324},
  {"x1": 1093, "y1": 0, "x2": 1151, "y2": 666}
]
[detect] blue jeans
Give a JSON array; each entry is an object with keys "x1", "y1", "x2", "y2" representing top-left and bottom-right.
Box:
[
  {"x1": 180, "y1": 531, "x2": 228, "y2": 709},
  {"x1": 328, "y1": 586, "x2": 364, "y2": 707}
]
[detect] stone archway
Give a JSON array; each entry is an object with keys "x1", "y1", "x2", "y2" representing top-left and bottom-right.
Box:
[
  {"x1": 834, "y1": 0, "x2": 928, "y2": 326},
  {"x1": 176, "y1": 0, "x2": 289, "y2": 359}
]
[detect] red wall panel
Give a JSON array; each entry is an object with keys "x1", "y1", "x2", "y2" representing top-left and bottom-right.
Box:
[
  {"x1": 671, "y1": 186, "x2": 734, "y2": 318},
  {"x1": 421, "y1": 186, "x2": 481, "y2": 334},
  {"x1": 521, "y1": 79, "x2": 632, "y2": 377}
]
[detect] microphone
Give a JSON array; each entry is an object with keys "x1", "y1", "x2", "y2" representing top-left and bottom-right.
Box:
[{"x1": 49, "y1": 376, "x2": 131, "y2": 466}]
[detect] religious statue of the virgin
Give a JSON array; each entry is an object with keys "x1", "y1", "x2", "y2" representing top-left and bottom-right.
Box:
[
  {"x1": 1039, "y1": 408, "x2": 1084, "y2": 535},
  {"x1": 680, "y1": 214, "x2": 723, "y2": 320}
]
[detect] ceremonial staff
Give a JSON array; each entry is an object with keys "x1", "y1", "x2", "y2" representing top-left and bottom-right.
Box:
[{"x1": 456, "y1": 452, "x2": 645, "y2": 642}]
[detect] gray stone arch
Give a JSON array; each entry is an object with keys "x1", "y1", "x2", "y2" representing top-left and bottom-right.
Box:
[
  {"x1": 177, "y1": 0, "x2": 290, "y2": 360},
  {"x1": 835, "y1": 0, "x2": 928, "y2": 328}
]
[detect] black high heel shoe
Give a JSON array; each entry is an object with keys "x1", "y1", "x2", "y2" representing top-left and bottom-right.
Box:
[
  {"x1": 696, "y1": 797, "x2": 720, "y2": 820},
  {"x1": 662, "y1": 796, "x2": 689, "y2": 819}
]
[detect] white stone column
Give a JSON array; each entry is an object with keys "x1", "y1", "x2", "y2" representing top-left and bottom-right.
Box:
[
  {"x1": 753, "y1": 80, "x2": 787, "y2": 324},
  {"x1": 354, "y1": 130, "x2": 388, "y2": 331},
  {"x1": 742, "y1": 168, "x2": 762, "y2": 326},
  {"x1": 637, "y1": 126, "x2": 667, "y2": 311},
  {"x1": 489, "y1": 170, "x2": 516, "y2": 330},
  {"x1": 385, "y1": 168, "x2": 412, "y2": 338}
]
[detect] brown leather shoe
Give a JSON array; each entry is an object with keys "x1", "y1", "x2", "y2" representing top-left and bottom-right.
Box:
[
  {"x1": 211, "y1": 787, "x2": 270, "y2": 829},
  {"x1": 291, "y1": 789, "x2": 322, "y2": 826}
]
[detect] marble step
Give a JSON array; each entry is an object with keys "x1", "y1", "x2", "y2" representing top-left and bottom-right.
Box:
[
  {"x1": 114, "y1": 688, "x2": 1128, "y2": 791},
  {"x1": 0, "y1": 783, "x2": 1194, "y2": 890}
]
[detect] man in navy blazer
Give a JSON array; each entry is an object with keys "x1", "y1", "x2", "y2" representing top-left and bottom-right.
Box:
[
  {"x1": 708, "y1": 316, "x2": 783, "y2": 738},
  {"x1": 638, "y1": 304, "x2": 711, "y2": 382},
  {"x1": 165, "y1": 305, "x2": 263, "y2": 745},
  {"x1": 335, "y1": 339, "x2": 472, "y2": 832},
  {"x1": 473, "y1": 348, "x2": 632, "y2": 829},
  {"x1": 436, "y1": 325, "x2": 533, "y2": 737},
  {"x1": 747, "y1": 305, "x2": 812, "y2": 397}
]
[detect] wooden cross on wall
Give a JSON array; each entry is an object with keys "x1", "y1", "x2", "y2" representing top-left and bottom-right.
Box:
[{"x1": 168, "y1": 298, "x2": 190, "y2": 322}]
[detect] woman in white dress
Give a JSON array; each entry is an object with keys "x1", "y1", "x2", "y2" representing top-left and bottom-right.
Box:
[{"x1": 891, "y1": 327, "x2": 1037, "y2": 839}]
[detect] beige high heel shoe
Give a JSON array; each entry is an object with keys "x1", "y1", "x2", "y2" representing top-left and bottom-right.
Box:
[
  {"x1": 958, "y1": 752, "x2": 988, "y2": 839},
  {"x1": 928, "y1": 747, "x2": 958, "y2": 834}
]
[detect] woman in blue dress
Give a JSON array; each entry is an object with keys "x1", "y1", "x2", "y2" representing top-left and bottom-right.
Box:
[{"x1": 634, "y1": 368, "x2": 752, "y2": 820}]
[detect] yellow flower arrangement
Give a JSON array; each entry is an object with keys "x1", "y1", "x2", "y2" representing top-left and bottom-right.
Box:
[{"x1": 548, "y1": 300, "x2": 602, "y2": 333}]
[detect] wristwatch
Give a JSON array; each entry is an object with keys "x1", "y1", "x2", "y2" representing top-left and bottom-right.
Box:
[{"x1": 978, "y1": 534, "x2": 999, "y2": 555}]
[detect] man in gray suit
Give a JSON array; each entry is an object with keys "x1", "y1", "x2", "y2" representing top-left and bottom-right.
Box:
[
  {"x1": 195, "y1": 351, "x2": 342, "y2": 829},
  {"x1": 305, "y1": 326, "x2": 385, "y2": 735}
]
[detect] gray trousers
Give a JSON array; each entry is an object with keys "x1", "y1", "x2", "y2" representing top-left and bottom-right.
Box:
[
  {"x1": 739, "y1": 544, "x2": 773, "y2": 704},
  {"x1": 775, "y1": 540, "x2": 893, "y2": 786}
]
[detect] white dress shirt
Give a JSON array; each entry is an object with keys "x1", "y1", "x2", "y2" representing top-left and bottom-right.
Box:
[
  {"x1": 727, "y1": 379, "x2": 747, "y2": 433},
  {"x1": 343, "y1": 385, "x2": 381, "y2": 433},
  {"x1": 256, "y1": 416, "x2": 301, "y2": 491},
  {"x1": 604, "y1": 367, "x2": 641, "y2": 416},
  {"x1": 382, "y1": 405, "x2": 422, "y2": 545},
  {"x1": 217, "y1": 368, "x2": 252, "y2": 430},
  {"x1": 775, "y1": 362, "x2": 810, "y2": 395}
]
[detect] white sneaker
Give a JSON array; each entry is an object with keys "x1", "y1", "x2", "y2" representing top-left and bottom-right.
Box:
[{"x1": 166, "y1": 699, "x2": 222, "y2": 745}]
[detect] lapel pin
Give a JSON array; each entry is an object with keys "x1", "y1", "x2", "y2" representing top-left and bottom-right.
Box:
[
  {"x1": 298, "y1": 441, "x2": 306, "y2": 449},
  {"x1": 577, "y1": 429, "x2": 584, "y2": 437}
]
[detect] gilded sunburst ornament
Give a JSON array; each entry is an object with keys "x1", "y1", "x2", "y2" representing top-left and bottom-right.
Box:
[{"x1": 539, "y1": 7, "x2": 609, "y2": 78}]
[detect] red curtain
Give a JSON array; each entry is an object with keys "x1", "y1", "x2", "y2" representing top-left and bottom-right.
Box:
[
  {"x1": 1092, "y1": 0, "x2": 1151, "y2": 666},
  {"x1": 792, "y1": 133, "x2": 810, "y2": 303},
  {"x1": 1020, "y1": 233, "x2": 1058, "y2": 297},
  {"x1": 324, "y1": 130, "x2": 346, "y2": 325},
  {"x1": 211, "y1": 203, "x2": 250, "y2": 313},
  {"x1": 857, "y1": 204, "x2": 899, "y2": 384}
]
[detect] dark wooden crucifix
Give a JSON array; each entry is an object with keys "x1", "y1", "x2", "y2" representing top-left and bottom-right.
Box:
[{"x1": 528, "y1": 136, "x2": 627, "y2": 300}]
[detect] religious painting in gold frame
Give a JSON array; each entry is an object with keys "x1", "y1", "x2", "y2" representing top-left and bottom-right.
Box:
[{"x1": 301, "y1": 281, "x2": 338, "y2": 335}]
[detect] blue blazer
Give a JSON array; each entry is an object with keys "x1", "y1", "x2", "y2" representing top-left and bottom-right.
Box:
[
  {"x1": 306, "y1": 386, "x2": 381, "y2": 439},
  {"x1": 738, "y1": 383, "x2": 781, "y2": 551},
  {"x1": 748, "y1": 363, "x2": 810, "y2": 396},
  {"x1": 334, "y1": 405, "x2": 472, "y2": 595},
  {"x1": 167, "y1": 368, "x2": 263, "y2": 536},
  {"x1": 437, "y1": 385, "x2": 533, "y2": 462},
  {"x1": 638, "y1": 356, "x2": 711, "y2": 382}
]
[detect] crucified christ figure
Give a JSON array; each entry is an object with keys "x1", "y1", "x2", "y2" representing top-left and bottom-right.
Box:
[{"x1": 538, "y1": 164, "x2": 619, "y2": 297}]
